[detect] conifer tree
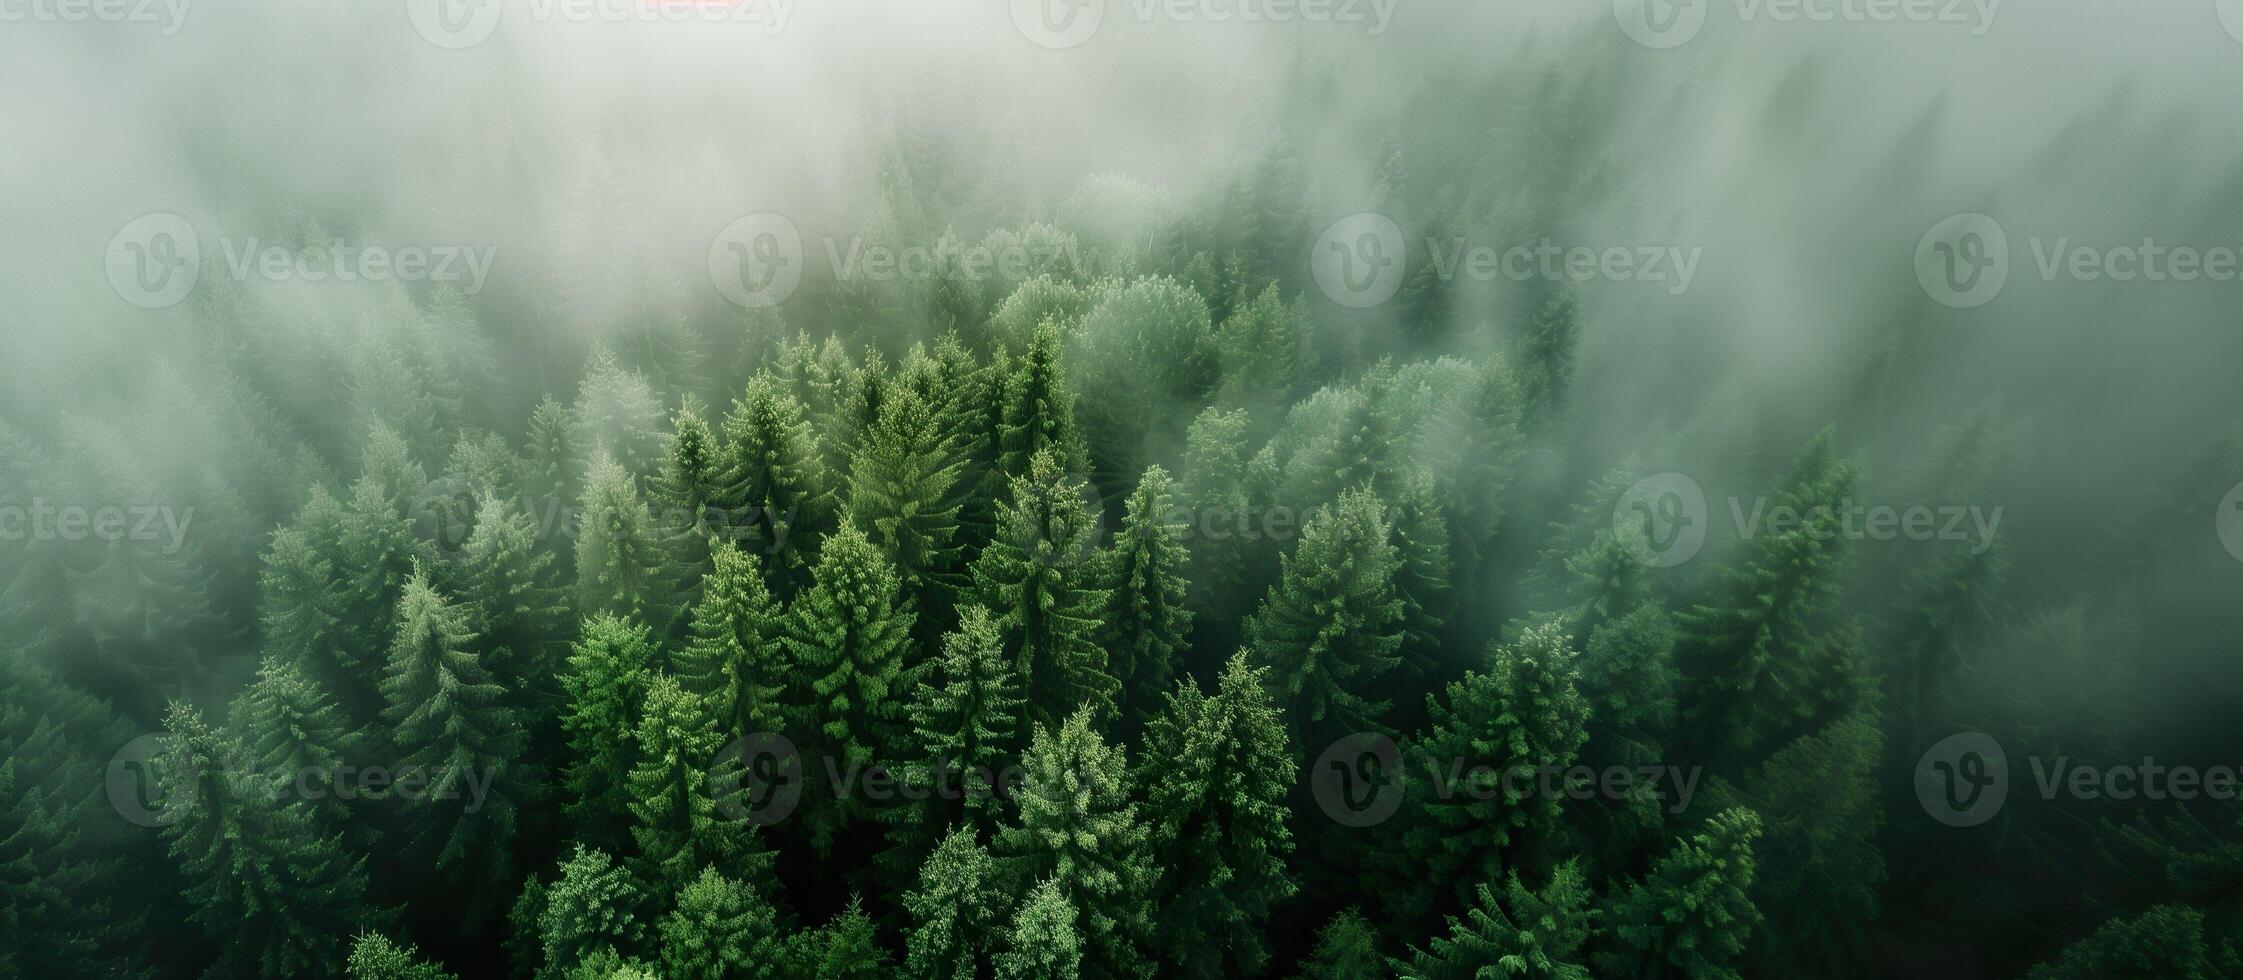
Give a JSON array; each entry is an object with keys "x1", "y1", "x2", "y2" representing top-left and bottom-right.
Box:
[
  {"x1": 1676, "y1": 431, "x2": 1868, "y2": 761},
  {"x1": 781, "y1": 521, "x2": 916, "y2": 840},
  {"x1": 259, "y1": 485, "x2": 350, "y2": 684},
  {"x1": 232, "y1": 655, "x2": 363, "y2": 836},
  {"x1": 378, "y1": 568, "x2": 527, "y2": 908},
  {"x1": 1178, "y1": 406, "x2": 1255, "y2": 635},
  {"x1": 346, "y1": 934, "x2": 457, "y2": 980},
  {"x1": 889, "y1": 606, "x2": 1024, "y2": 869},
  {"x1": 1602, "y1": 807, "x2": 1763, "y2": 980},
  {"x1": 778, "y1": 900, "x2": 891, "y2": 978},
  {"x1": 714, "y1": 372, "x2": 833, "y2": 594},
  {"x1": 656, "y1": 867, "x2": 781, "y2": 980},
  {"x1": 156, "y1": 703, "x2": 379, "y2": 979},
  {"x1": 625, "y1": 675, "x2": 762, "y2": 893},
  {"x1": 998, "y1": 708, "x2": 1157, "y2": 980},
  {"x1": 525, "y1": 394, "x2": 580, "y2": 513},
  {"x1": 337, "y1": 473, "x2": 418, "y2": 706},
  {"x1": 1405, "y1": 622, "x2": 1590, "y2": 912},
  {"x1": 1396, "y1": 861, "x2": 1598, "y2": 980},
  {"x1": 455, "y1": 492, "x2": 570, "y2": 717},
  {"x1": 903, "y1": 826, "x2": 1008, "y2": 980},
  {"x1": 847, "y1": 382, "x2": 969, "y2": 615},
  {"x1": 1138, "y1": 653, "x2": 1295, "y2": 978},
  {"x1": 1301, "y1": 909, "x2": 1385, "y2": 980},
  {"x1": 1096, "y1": 465, "x2": 1194, "y2": 736},
  {"x1": 560, "y1": 614, "x2": 657, "y2": 847},
  {"x1": 1244, "y1": 485, "x2": 1405, "y2": 747},
  {"x1": 1702, "y1": 714, "x2": 1886, "y2": 979},
  {"x1": 647, "y1": 396, "x2": 725, "y2": 601},
  {"x1": 575, "y1": 454, "x2": 684, "y2": 629},
  {"x1": 971, "y1": 449, "x2": 1115, "y2": 726},
  {"x1": 2026, "y1": 905, "x2": 2219, "y2": 980},
  {"x1": 994, "y1": 320, "x2": 1091, "y2": 481},
  {"x1": 535, "y1": 845, "x2": 647, "y2": 974},
  {"x1": 674, "y1": 540, "x2": 788, "y2": 737},
  {"x1": 997, "y1": 878, "x2": 1084, "y2": 980}
]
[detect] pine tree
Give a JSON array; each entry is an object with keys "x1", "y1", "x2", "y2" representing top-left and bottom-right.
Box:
[
  {"x1": 1677, "y1": 430, "x2": 1868, "y2": 761},
  {"x1": 657, "y1": 867, "x2": 781, "y2": 980},
  {"x1": 455, "y1": 492, "x2": 570, "y2": 720},
  {"x1": 1244, "y1": 485, "x2": 1405, "y2": 747},
  {"x1": 674, "y1": 540, "x2": 788, "y2": 738},
  {"x1": 1138, "y1": 653, "x2": 1295, "y2": 978},
  {"x1": 889, "y1": 605, "x2": 1024, "y2": 870},
  {"x1": 1301, "y1": 909, "x2": 1385, "y2": 980},
  {"x1": 535, "y1": 845, "x2": 647, "y2": 974},
  {"x1": 1178, "y1": 406, "x2": 1255, "y2": 637},
  {"x1": 903, "y1": 826, "x2": 1008, "y2": 980},
  {"x1": 156, "y1": 703, "x2": 379, "y2": 979},
  {"x1": 2026, "y1": 905, "x2": 2219, "y2": 980},
  {"x1": 378, "y1": 568, "x2": 527, "y2": 909},
  {"x1": 259, "y1": 486, "x2": 350, "y2": 686},
  {"x1": 525, "y1": 394, "x2": 580, "y2": 512},
  {"x1": 232, "y1": 655, "x2": 363, "y2": 837},
  {"x1": 1387, "y1": 474, "x2": 1453, "y2": 679},
  {"x1": 625, "y1": 675, "x2": 763, "y2": 893},
  {"x1": 346, "y1": 934, "x2": 457, "y2": 980},
  {"x1": 575, "y1": 453, "x2": 684, "y2": 629},
  {"x1": 994, "y1": 320, "x2": 1091, "y2": 481},
  {"x1": 560, "y1": 614, "x2": 657, "y2": 847},
  {"x1": 781, "y1": 521, "x2": 916, "y2": 840},
  {"x1": 647, "y1": 396, "x2": 725, "y2": 605},
  {"x1": 338, "y1": 474, "x2": 418, "y2": 708},
  {"x1": 996, "y1": 879, "x2": 1084, "y2": 980},
  {"x1": 1702, "y1": 714, "x2": 1886, "y2": 979},
  {"x1": 997, "y1": 708, "x2": 1157, "y2": 980},
  {"x1": 847, "y1": 382, "x2": 969, "y2": 615},
  {"x1": 778, "y1": 900, "x2": 891, "y2": 978},
  {"x1": 714, "y1": 372, "x2": 833, "y2": 594},
  {"x1": 1096, "y1": 465, "x2": 1194, "y2": 737},
  {"x1": 971, "y1": 449, "x2": 1115, "y2": 726},
  {"x1": 1602, "y1": 807, "x2": 1763, "y2": 980},
  {"x1": 1213, "y1": 283, "x2": 1308, "y2": 419},
  {"x1": 1396, "y1": 861, "x2": 1598, "y2": 980},
  {"x1": 1405, "y1": 622, "x2": 1590, "y2": 913},
  {"x1": 572, "y1": 350, "x2": 671, "y2": 477}
]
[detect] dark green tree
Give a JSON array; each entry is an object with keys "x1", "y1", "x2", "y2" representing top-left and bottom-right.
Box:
[
  {"x1": 997, "y1": 708, "x2": 1157, "y2": 980},
  {"x1": 714, "y1": 372, "x2": 833, "y2": 594},
  {"x1": 674, "y1": 540, "x2": 788, "y2": 738},
  {"x1": 1096, "y1": 465, "x2": 1195, "y2": 737},
  {"x1": 346, "y1": 934, "x2": 457, "y2": 980},
  {"x1": 971, "y1": 449, "x2": 1115, "y2": 726},
  {"x1": 1244, "y1": 485, "x2": 1404, "y2": 747},
  {"x1": 1397, "y1": 861, "x2": 1598, "y2": 980},
  {"x1": 847, "y1": 382, "x2": 969, "y2": 615},
  {"x1": 903, "y1": 826, "x2": 1009, "y2": 980},
  {"x1": 559, "y1": 614, "x2": 657, "y2": 847},
  {"x1": 996, "y1": 878, "x2": 1084, "y2": 980},
  {"x1": 781, "y1": 521, "x2": 916, "y2": 841},
  {"x1": 625, "y1": 675, "x2": 763, "y2": 893},
  {"x1": 1601, "y1": 807, "x2": 1763, "y2": 980},
  {"x1": 1138, "y1": 653, "x2": 1295, "y2": 978},
  {"x1": 657, "y1": 867, "x2": 782, "y2": 980}
]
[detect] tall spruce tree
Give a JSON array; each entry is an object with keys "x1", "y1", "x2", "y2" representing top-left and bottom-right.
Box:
[
  {"x1": 781, "y1": 521, "x2": 916, "y2": 842},
  {"x1": 971, "y1": 449, "x2": 1115, "y2": 726},
  {"x1": 1601, "y1": 807, "x2": 1763, "y2": 980},
  {"x1": 625, "y1": 675, "x2": 763, "y2": 893},
  {"x1": 997, "y1": 708, "x2": 1157, "y2": 980},
  {"x1": 714, "y1": 372, "x2": 833, "y2": 595},
  {"x1": 575, "y1": 453, "x2": 684, "y2": 629},
  {"x1": 1404, "y1": 622, "x2": 1590, "y2": 915},
  {"x1": 1396, "y1": 861, "x2": 1598, "y2": 980},
  {"x1": 656, "y1": 867, "x2": 781, "y2": 980},
  {"x1": 903, "y1": 826, "x2": 1009, "y2": 980},
  {"x1": 1096, "y1": 465, "x2": 1194, "y2": 737},
  {"x1": 1138, "y1": 653, "x2": 1295, "y2": 978},
  {"x1": 673, "y1": 540, "x2": 788, "y2": 738},
  {"x1": 847, "y1": 382, "x2": 969, "y2": 616},
  {"x1": 1244, "y1": 485, "x2": 1405, "y2": 747},
  {"x1": 378, "y1": 568, "x2": 527, "y2": 913},
  {"x1": 559, "y1": 614, "x2": 658, "y2": 848},
  {"x1": 996, "y1": 878, "x2": 1084, "y2": 980},
  {"x1": 156, "y1": 702, "x2": 380, "y2": 979},
  {"x1": 888, "y1": 605, "x2": 1024, "y2": 872}
]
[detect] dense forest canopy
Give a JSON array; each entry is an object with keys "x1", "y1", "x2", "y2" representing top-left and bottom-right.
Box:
[{"x1": 7, "y1": 1, "x2": 2243, "y2": 977}]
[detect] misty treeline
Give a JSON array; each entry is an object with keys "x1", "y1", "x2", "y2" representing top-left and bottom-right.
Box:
[{"x1": 11, "y1": 10, "x2": 2243, "y2": 979}]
